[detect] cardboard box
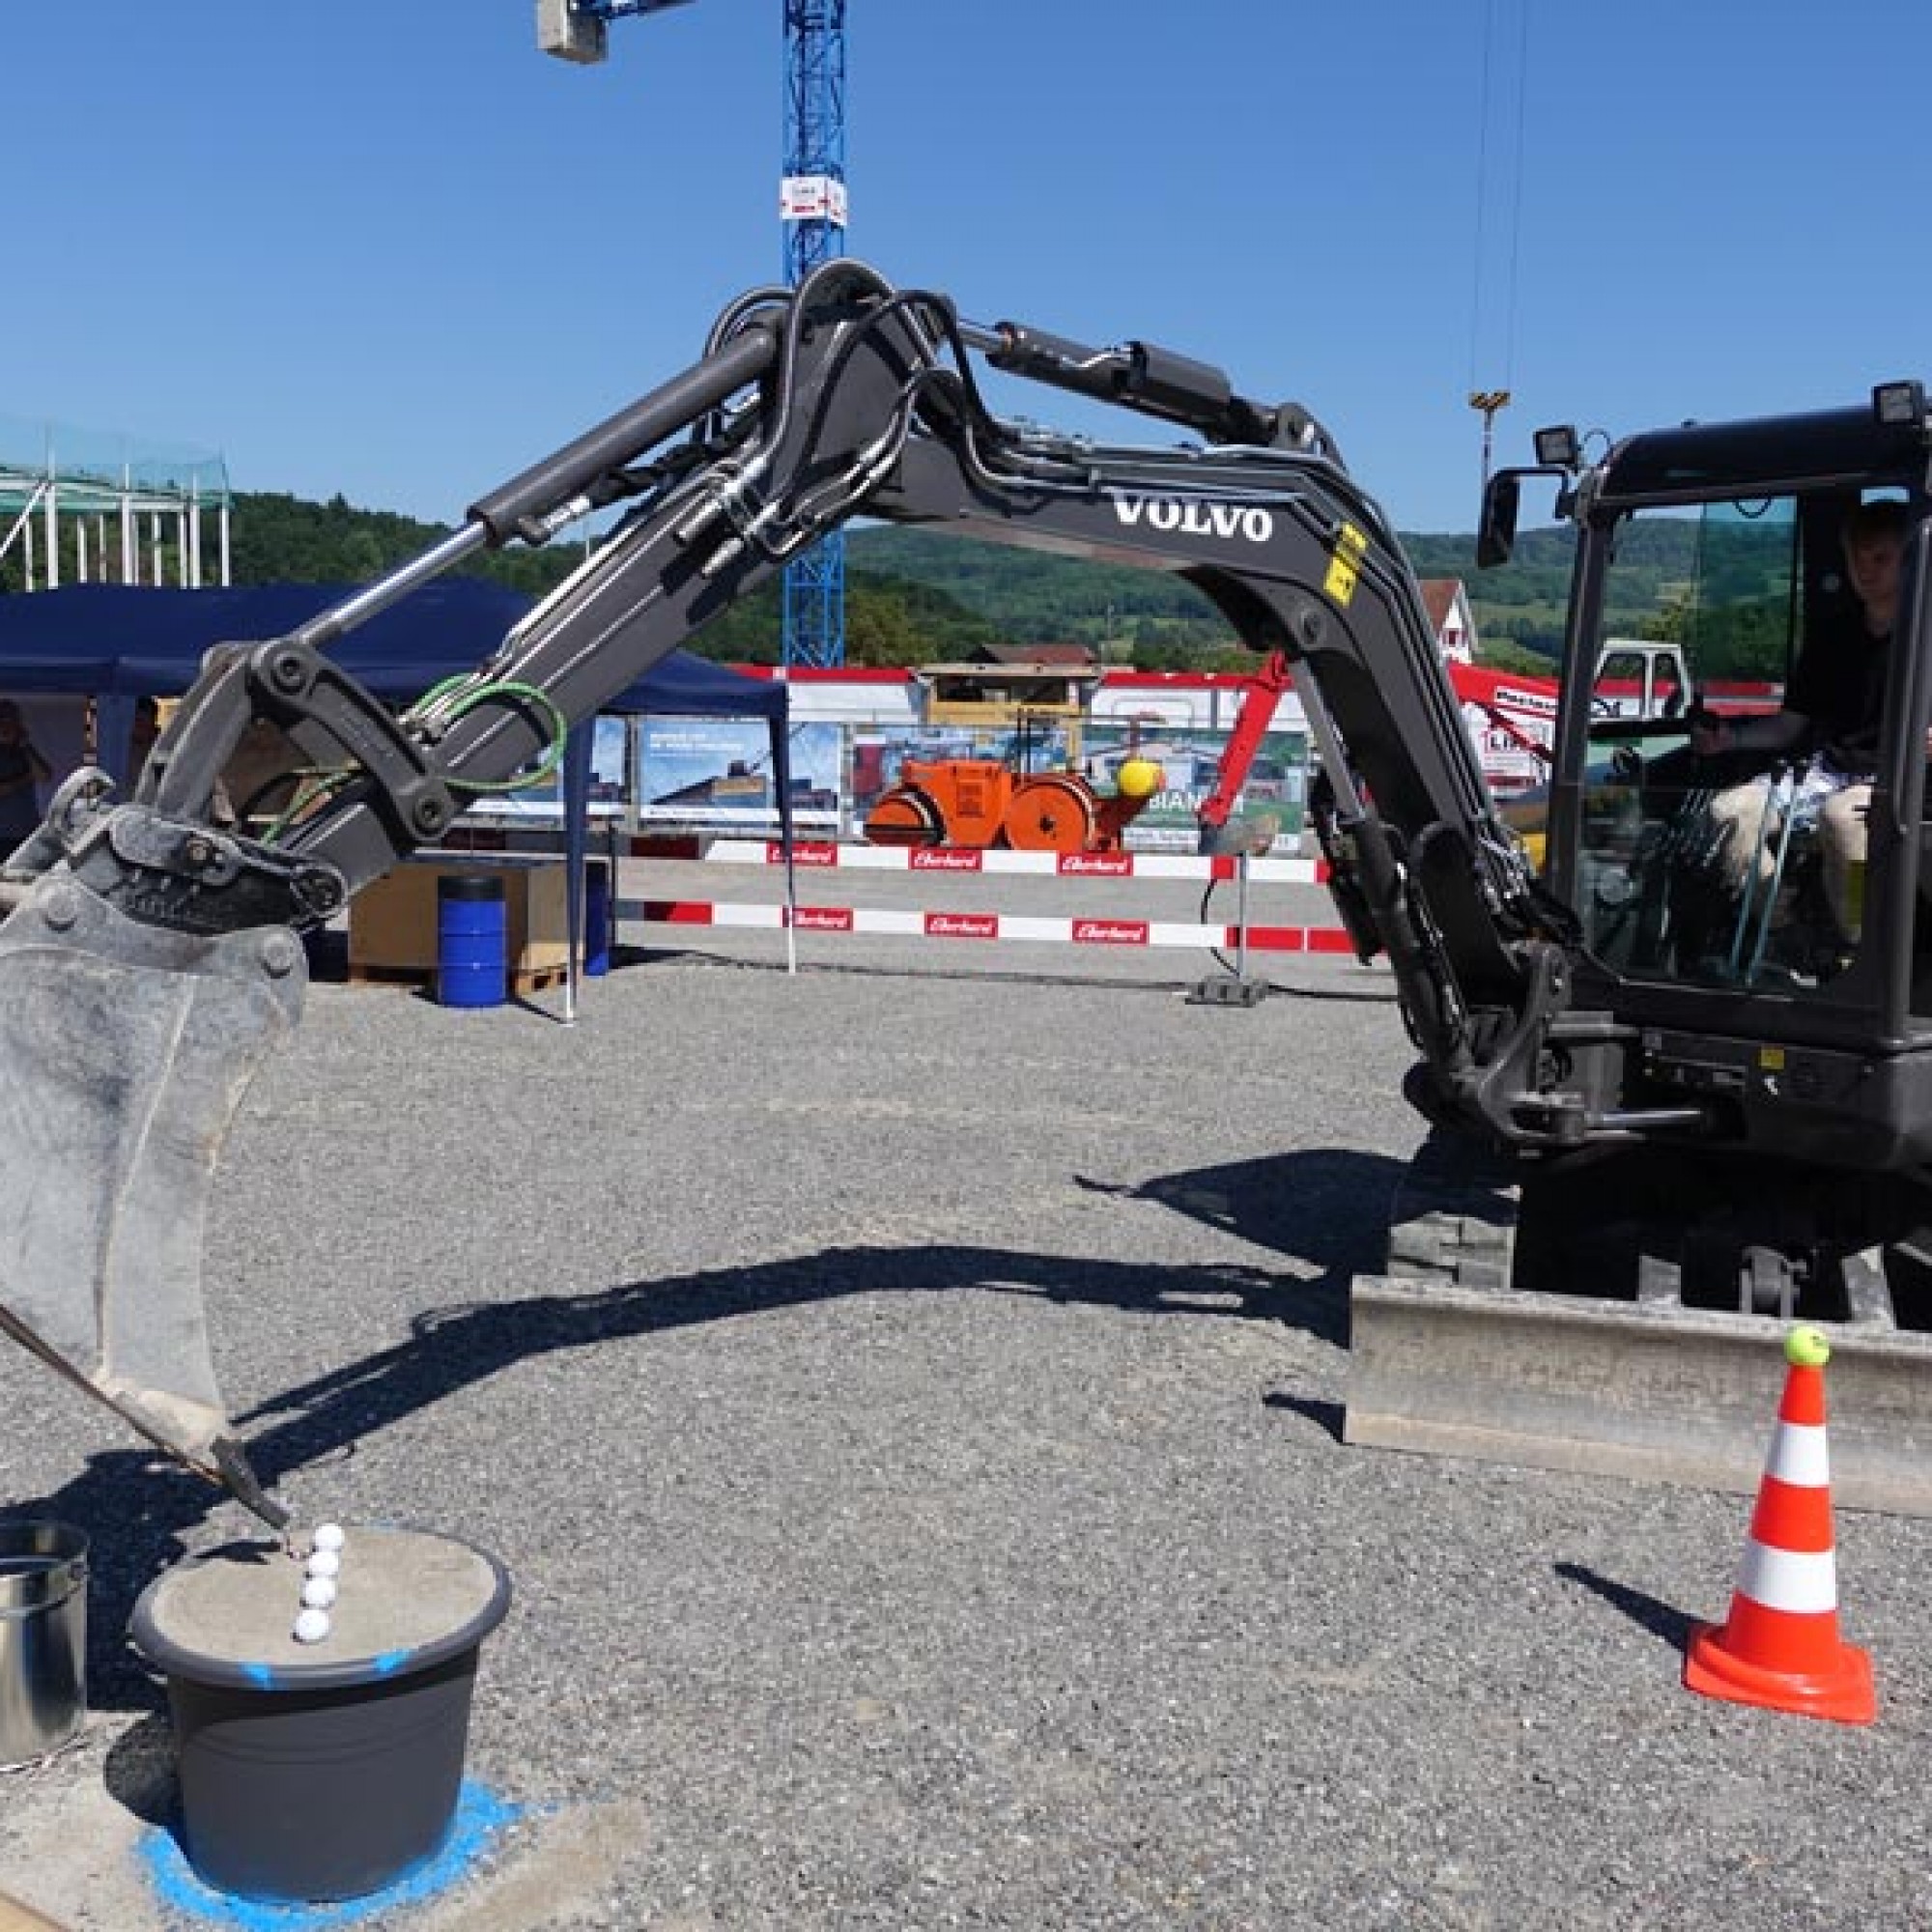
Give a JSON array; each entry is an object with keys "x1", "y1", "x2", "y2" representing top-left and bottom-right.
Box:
[{"x1": 349, "y1": 855, "x2": 573, "y2": 983}]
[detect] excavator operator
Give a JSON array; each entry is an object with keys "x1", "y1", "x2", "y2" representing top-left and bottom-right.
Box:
[{"x1": 1693, "y1": 497, "x2": 1907, "y2": 962}]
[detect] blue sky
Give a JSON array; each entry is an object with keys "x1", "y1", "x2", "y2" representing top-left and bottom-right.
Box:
[{"x1": 7, "y1": 2, "x2": 1925, "y2": 538}]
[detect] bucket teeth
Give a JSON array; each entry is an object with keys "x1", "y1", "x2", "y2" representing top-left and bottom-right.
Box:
[{"x1": 212, "y1": 1438, "x2": 292, "y2": 1531}]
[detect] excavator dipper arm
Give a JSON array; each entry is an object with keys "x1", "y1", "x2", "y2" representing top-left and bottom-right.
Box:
[{"x1": 0, "y1": 261, "x2": 1572, "y2": 1518}]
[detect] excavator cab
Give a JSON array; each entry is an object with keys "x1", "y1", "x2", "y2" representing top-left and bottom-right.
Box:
[
  {"x1": 1559, "y1": 492, "x2": 1844, "y2": 990},
  {"x1": 1536, "y1": 412, "x2": 1932, "y2": 1053},
  {"x1": 1478, "y1": 385, "x2": 1932, "y2": 1223}
]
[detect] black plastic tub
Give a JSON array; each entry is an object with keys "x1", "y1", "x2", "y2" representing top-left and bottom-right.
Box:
[{"x1": 130, "y1": 1525, "x2": 511, "y2": 1904}]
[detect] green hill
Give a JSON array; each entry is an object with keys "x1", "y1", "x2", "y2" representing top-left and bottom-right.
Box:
[{"x1": 71, "y1": 489, "x2": 1694, "y2": 677}]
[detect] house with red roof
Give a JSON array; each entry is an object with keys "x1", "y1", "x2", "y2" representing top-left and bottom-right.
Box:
[{"x1": 1418, "y1": 579, "x2": 1477, "y2": 663}]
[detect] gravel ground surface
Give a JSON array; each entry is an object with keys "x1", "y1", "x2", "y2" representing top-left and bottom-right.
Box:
[{"x1": 2, "y1": 860, "x2": 1930, "y2": 1929}]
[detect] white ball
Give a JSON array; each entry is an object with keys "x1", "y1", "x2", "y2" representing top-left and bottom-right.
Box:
[
  {"x1": 312, "y1": 1523, "x2": 346, "y2": 1553},
  {"x1": 293, "y1": 1607, "x2": 331, "y2": 1644},
  {"x1": 300, "y1": 1577, "x2": 338, "y2": 1610},
  {"x1": 305, "y1": 1549, "x2": 341, "y2": 1580}
]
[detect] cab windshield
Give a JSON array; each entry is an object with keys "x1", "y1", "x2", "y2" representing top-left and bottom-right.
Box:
[{"x1": 1563, "y1": 493, "x2": 1865, "y2": 993}]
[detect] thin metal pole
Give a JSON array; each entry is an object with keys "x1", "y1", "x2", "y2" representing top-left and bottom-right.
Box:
[{"x1": 1235, "y1": 851, "x2": 1252, "y2": 981}]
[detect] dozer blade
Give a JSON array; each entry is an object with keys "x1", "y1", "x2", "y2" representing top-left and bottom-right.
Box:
[
  {"x1": 0, "y1": 870, "x2": 304, "y2": 1517},
  {"x1": 1346, "y1": 1276, "x2": 1932, "y2": 1518}
]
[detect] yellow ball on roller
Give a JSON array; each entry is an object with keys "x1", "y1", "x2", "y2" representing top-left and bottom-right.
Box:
[
  {"x1": 1115, "y1": 758, "x2": 1164, "y2": 800},
  {"x1": 1785, "y1": 1325, "x2": 1832, "y2": 1369}
]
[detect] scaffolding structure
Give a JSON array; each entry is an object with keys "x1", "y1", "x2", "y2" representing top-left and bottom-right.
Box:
[{"x1": 0, "y1": 412, "x2": 232, "y2": 591}]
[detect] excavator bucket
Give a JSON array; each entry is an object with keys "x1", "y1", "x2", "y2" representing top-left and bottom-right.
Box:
[{"x1": 0, "y1": 871, "x2": 303, "y2": 1515}]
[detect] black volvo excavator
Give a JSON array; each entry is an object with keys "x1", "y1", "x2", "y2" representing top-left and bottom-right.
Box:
[{"x1": 1, "y1": 260, "x2": 1927, "y2": 1523}]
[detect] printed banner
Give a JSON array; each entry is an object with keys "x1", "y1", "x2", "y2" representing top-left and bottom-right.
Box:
[
  {"x1": 465, "y1": 714, "x2": 631, "y2": 823},
  {"x1": 1081, "y1": 721, "x2": 1308, "y2": 852},
  {"x1": 638, "y1": 718, "x2": 842, "y2": 831}
]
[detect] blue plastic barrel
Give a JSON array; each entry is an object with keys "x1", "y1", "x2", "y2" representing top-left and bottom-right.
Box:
[
  {"x1": 437, "y1": 873, "x2": 507, "y2": 1009},
  {"x1": 583, "y1": 862, "x2": 611, "y2": 979}
]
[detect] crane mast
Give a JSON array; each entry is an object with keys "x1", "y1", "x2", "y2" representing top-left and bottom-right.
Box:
[
  {"x1": 778, "y1": 1, "x2": 849, "y2": 668},
  {"x1": 541, "y1": 0, "x2": 850, "y2": 667}
]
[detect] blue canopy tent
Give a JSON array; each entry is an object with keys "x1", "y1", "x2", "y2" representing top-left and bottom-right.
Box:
[{"x1": 0, "y1": 581, "x2": 796, "y2": 1004}]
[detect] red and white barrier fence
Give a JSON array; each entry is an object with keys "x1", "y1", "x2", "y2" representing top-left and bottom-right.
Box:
[
  {"x1": 676, "y1": 838, "x2": 1327, "y2": 885},
  {"x1": 616, "y1": 896, "x2": 1355, "y2": 956},
  {"x1": 608, "y1": 837, "x2": 1355, "y2": 961}
]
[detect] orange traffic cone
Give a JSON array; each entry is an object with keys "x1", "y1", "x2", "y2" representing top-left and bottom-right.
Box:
[{"x1": 1683, "y1": 1324, "x2": 1875, "y2": 1724}]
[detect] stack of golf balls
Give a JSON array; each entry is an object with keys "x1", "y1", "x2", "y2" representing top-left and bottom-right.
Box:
[{"x1": 291, "y1": 1523, "x2": 347, "y2": 1644}]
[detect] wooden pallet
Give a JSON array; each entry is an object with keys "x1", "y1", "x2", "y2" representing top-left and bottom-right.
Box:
[
  {"x1": 347, "y1": 858, "x2": 572, "y2": 987},
  {"x1": 0, "y1": 1890, "x2": 71, "y2": 1932},
  {"x1": 346, "y1": 961, "x2": 572, "y2": 999}
]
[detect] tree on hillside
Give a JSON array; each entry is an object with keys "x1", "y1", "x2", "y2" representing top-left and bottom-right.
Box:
[{"x1": 1483, "y1": 641, "x2": 1560, "y2": 676}]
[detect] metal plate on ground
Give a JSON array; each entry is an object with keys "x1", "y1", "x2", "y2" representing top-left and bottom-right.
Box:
[{"x1": 1346, "y1": 1273, "x2": 1932, "y2": 1517}]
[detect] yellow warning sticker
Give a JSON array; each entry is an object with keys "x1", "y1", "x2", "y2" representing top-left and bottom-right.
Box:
[
  {"x1": 1323, "y1": 522, "x2": 1369, "y2": 607},
  {"x1": 1759, "y1": 1045, "x2": 1786, "y2": 1071}
]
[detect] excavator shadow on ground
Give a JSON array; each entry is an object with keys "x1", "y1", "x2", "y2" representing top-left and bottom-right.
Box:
[{"x1": 24, "y1": 1192, "x2": 1378, "y2": 1714}]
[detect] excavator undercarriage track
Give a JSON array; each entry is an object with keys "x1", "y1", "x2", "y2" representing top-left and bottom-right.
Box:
[{"x1": 1347, "y1": 1132, "x2": 1932, "y2": 1517}]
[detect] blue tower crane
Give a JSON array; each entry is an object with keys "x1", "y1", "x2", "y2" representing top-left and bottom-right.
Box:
[
  {"x1": 776, "y1": 1, "x2": 848, "y2": 668},
  {"x1": 540, "y1": 0, "x2": 849, "y2": 668}
]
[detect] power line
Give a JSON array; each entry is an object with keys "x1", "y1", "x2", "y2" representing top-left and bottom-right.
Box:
[{"x1": 1465, "y1": 0, "x2": 1530, "y2": 487}]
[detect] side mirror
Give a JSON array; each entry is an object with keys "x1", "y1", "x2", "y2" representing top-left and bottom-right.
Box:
[{"x1": 1476, "y1": 471, "x2": 1520, "y2": 568}]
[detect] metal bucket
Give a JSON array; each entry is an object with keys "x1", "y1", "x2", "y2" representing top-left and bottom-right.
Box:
[{"x1": 0, "y1": 1520, "x2": 89, "y2": 1766}]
